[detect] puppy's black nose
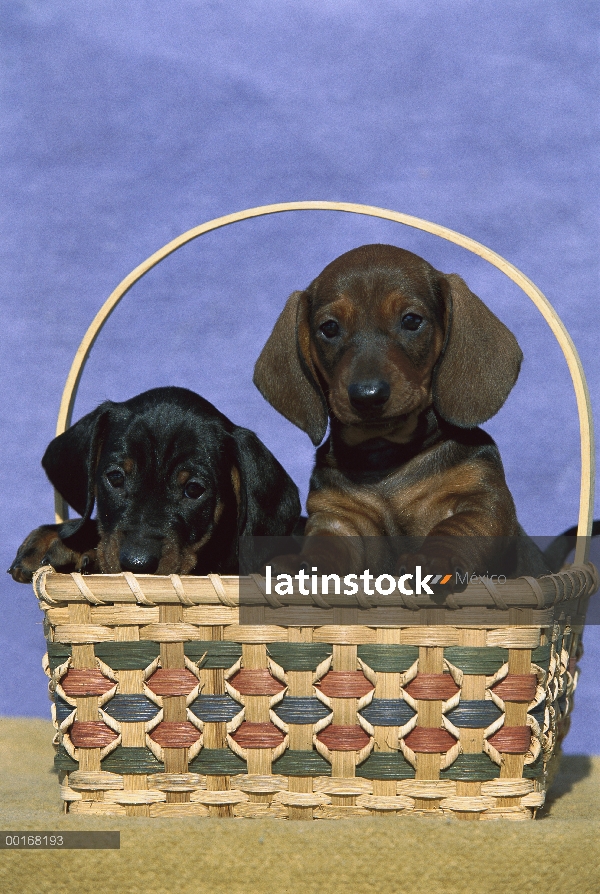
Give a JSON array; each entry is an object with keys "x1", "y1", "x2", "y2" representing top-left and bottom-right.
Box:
[
  {"x1": 348, "y1": 380, "x2": 391, "y2": 411},
  {"x1": 119, "y1": 545, "x2": 161, "y2": 574}
]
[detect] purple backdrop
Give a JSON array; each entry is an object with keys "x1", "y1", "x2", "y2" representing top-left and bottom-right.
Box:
[{"x1": 1, "y1": 1, "x2": 598, "y2": 752}]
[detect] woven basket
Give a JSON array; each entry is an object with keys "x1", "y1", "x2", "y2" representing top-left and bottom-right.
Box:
[{"x1": 35, "y1": 202, "x2": 597, "y2": 820}]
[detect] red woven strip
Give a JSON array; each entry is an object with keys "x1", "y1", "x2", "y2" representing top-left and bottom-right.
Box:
[
  {"x1": 568, "y1": 657, "x2": 577, "y2": 675},
  {"x1": 146, "y1": 669, "x2": 199, "y2": 697},
  {"x1": 404, "y1": 674, "x2": 460, "y2": 700},
  {"x1": 69, "y1": 721, "x2": 119, "y2": 748},
  {"x1": 492, "y1": 674, "x2": 537, "y2": 702},
  {"x1": 316, "y1": 671, "x2": 374, "y2": 699},
  {"x1": 60, "y1": 669, "x2": 115, "y2": 698},
  {"x1": 149, "y1": 721, "x2": 202, "y2": 747},
  {"x1": 230, "y1": 721, "x2": 285, "y2": 748},
  {"x1": 316, "y1": 724, "x2": 371, "y2": 752},
  {"x1": 404, "y1": 727, "x2": 456, "y2": 753},
  {"x1": 488, "y1": 726, "x2": 531, "y2": 753},
  {"x1": 228, "y1": 669, "x2": 285, "y2": 696}
]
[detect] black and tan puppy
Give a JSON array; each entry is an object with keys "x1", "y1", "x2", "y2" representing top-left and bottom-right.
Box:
[
  {"x1": 254, "y1": 243, "x2": 547, "y2": 584},
  {"x1": 10, "y1": 387, "x2": 300, "y2": 581}
]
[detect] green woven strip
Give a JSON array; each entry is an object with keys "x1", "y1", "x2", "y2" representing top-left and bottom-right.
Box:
[
  {"x1": 54, "y1": 746, "x2": 78, "y2": 772},
  {"x1": 189, "y1": 749, "x2": 247, "y2": 775},
  {"x1": 49, "y1": 640, "x2": 244, "y2": 671},
  {"x1": 56, "y1": 745, "x2": 164, "y2": 774},
  {"x1": 47, "y1": 643, "x2": 72, "y2": 672},
  {"x1": 101, "y1": 747, "x2": 164, "y2": 774},
  {"x1": 266, "y1": 643, "x2": 332, "y2": 671},
  {"x1": 444, "y1": 644, "x2": 550, "y2": 674},
  {"x1": 356, "y1": 753, "x2": 415, "y2": 780},
  {"x1": 523, "y1": 753, "x2": 545, "y2": 779},
  {"x1": 184, "y1": 642, "x2": 243, "y2": 668},
  {"x1": 443, "y1": 647, "x2": 508, "y2": 674},
  {"x1": 94, "y1": 642, "x2": 160, "y2": 670},
  {"x1": 272, "y1": 750, "x2": 332, "y2": 777},
  {"x1": 440, "y1": 753, "x2": 501, "y2": 780},
  {"x1": 357, "y1": 645, "x2": 419, "y2": 673},
  {"x1": 531, "y1": 643, "x2": 551, "y2": 669}
]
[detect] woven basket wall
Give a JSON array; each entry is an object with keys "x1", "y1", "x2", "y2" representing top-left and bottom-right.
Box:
[
  {"x1": 35, "y1": 202, "x2": 598, "y2": 820},
  {"x1": 35, "y1": 563, "x2": 597, "y2": 820}
]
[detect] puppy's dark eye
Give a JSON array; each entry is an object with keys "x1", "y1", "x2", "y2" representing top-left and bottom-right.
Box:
[
  {"x1": 106, "y1": 469, "x2": 125, "y2": 489},
  {"x1": 401, "y1": 313, "x2": 423, "y2": 332},
  {"x1": 184, "y1": 481, "x2": 205, "y2": 500},
  {"x1": 319, "y1": 320, "x2": 340, "y2": 339}
]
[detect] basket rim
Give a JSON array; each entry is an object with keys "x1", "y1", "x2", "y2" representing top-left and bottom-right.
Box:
[
  {"x1": 52, "y1": 201, "x2": 595, "y2": 563},
  {"x1": 33, "y1": 562, "x2": 598, "y2": 612}
]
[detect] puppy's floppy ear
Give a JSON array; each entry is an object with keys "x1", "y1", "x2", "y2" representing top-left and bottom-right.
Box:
[
  {"x1": 230, "y1": 426, "x2": 301, "y2": 537},
  {"x1": 42, "y1": 403, "x2": 113, "y2": 533},
  {"x1": 253, "y1": 291, "x2": 328, "y2": 445},
  {"x1": 432, "y1": 274, "x2": 523, "y2": 427}
]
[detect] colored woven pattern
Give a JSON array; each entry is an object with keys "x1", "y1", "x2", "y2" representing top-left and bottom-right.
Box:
[
  {"x1": 522, "y1": 754, "x2": 545, "y2": 779},
  {"x1": 60, "y1": 668, "x2": 115, "y2": 698},
  {"x1": 189, "y1": 748, "x2": 247, "y2": 776},
  {"x1": 47, "y1": 641, "x2": 245, "y2": 670},
  {"x1": 102, "y1": 694, "x2": 160, "y2": 722},
  {"x1": 359, "y1": 698, "x2": 416, "y2": 727},
  {"x1": 54, "y1": 695, "x2": 76, "y2": 723},
  {"x1": 231, "y1": 722, "x2": 285, "y2": 748},
  {"x1": 35, "y1": 564, "x2": 595, "y2": 820},
  {"x1": 442, "y1": 646, "x2": 508, "y2": 674},
  {"x1": 229, "y1": 669, "x2": 285, "y2": 695},
  {"x1": 188, "y1": 749, "x2": 247, "y2": 775},
  {"x1": 150, "y1": 722, "x2": 202, "y2": 748},
  {"x1": 70, "y1": 721, "x2": 119, "y2": 748},
  {"x1": 273, "y1": 697, "x2": 331, "y2": 724},
  {"x1": 188, "y1": 695, "x2": 242, "y2": 722},
  {"x1": 356, "y1": 644, "x2": 419, "y2": 672},
  {"x1": 92, "y1": 642, "x2": 160, "y2": 669},
  {"x1": 439, "y1": 753, "x2": 502, "y2": 781},
  {"x1": 55, "y1": 745, "x2": 163, "y2": 774},
  {"x1": 266, "y1": 642, "x2": 332, "y2": 670},
  {"x1": 317, "y1": 725, "x2": 371, "y2": 752},
  {"x1": 446, "y1": 700, "x2": 502, "y2": 728},
  {"x1": 491, "y1": 674, "x2": 538, "y2": 702},
  {"x1": 146, "y1": 668, "x2": 199, "y2": 696},
  {"x1": 404, "y1": 673, "x2": 460, "y2": 700},
  {"x1": 356, "y1": 753, "x2": 416, "y2": 780},
  {"x1": 184, "y1": 642, "x2": 243, "y2": 667},
  {"x1": 316, "y1": 671, "x2": 373, "y2": 698},
  {"x1": 273, "y1": 750, "x2": 332, "y2": 777},
  {"x1": 488, "y1": 726, "x2": 532, "y2": 753},
  {"x1": 404, "y1": 728, "x2": 457, "y2": 753},
  {"x1": 531, "y1": 643, "x2": 552, "y2": 669},
  {"x1": 529, "y1": 702, "x2": 545, "y2": 725},
  {"x1": 43, "y1": 640, "x2": 555, "y2": 674}
]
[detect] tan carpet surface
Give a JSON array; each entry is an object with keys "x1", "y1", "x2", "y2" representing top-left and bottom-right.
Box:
[{"x1": 1, "y1": 717, "x2": 599, "y2": 894}]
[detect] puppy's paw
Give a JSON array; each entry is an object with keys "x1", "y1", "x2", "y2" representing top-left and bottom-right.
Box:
[
  {"x1": 268, "y1": 553, "x2": 306, "y2": 577},
  {"x1": 269, "y1": 546, "x2": 351, "y2": 579},
  {"x1": 9, "y1": 524, "x2": 98, "y2": 583}
]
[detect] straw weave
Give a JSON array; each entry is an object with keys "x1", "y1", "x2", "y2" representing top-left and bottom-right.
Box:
[{"x1": 33, "y1": 564, "x2": 596, "y2": 820}]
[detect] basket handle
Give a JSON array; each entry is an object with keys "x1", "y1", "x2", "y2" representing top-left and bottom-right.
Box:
[{"x1": 54, "y1": 201, "x2": 595, "y2": 564}]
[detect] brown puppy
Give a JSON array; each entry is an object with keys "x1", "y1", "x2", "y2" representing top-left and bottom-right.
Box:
[{"x1": 254, "y1": 244, "x2": 541, "y2": 586}]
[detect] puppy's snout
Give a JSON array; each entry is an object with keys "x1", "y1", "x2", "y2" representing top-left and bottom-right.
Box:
[
  {"x1": 119, "y1": 543, "x2": 161, "y2": 574},
  {"x1": 348, "y1": 380, "x2": 391, "y2": 412}
]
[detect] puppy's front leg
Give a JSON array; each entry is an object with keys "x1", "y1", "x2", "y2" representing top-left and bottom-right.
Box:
[
  {"x1": 9, "y1": 519, "x2": 100, "y2": 583},
  {"x1": 294, "y1": 486, "x2": 393, "y2": 575}
]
